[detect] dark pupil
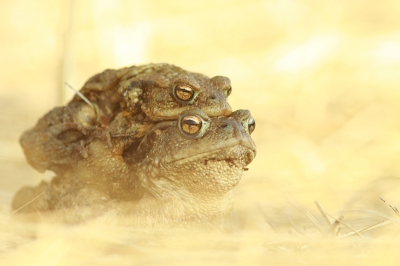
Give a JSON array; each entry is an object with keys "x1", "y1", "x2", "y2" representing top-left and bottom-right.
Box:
[
  {"x1": 182, "y1": 116, "x2": 202, "y2": 134},
  {"x1": 176, "y1": 85, "x2": 194, "y2": 101},
  {"x1": 185, "y1": 118, "x2": 199, "y2": 125}
]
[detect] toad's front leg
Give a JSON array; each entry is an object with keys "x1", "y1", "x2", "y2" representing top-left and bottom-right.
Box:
[{"x1": 20, "y1": 122, "x2": 95, "y2": 174}]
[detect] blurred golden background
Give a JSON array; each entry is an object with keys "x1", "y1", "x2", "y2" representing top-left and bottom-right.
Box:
[{"x1": 1, "y1": 0, "x2": 400, "y2": 264}]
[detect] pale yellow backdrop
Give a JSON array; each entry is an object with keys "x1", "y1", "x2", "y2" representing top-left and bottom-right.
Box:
[{"x1": 1, "y1": 0, "x2": 400, "y2": 264}]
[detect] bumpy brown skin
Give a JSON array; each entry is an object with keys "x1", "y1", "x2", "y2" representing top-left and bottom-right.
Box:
[
  {"x1": 20, "y1": 63, "x2": 233, "y2": 175},
  {"x1": 12, "y1": 110, "x2": 256, "y2": 226}
]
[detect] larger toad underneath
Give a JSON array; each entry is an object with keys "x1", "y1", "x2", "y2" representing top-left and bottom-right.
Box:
[{"x1": 13, "y1": 109, "x2": 256, "y2": 226}]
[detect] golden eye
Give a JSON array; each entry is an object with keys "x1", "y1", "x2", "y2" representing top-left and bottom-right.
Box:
[
  {"x1": 174, "y1": 84, "x2": 195, "y2": 102},
  {"x1": 181, "y1": 115, "x2": 202, "y2": 134},
  {"x1": 248, "y1": 116, "x2": 255, "y2": 134},
  {"x1": 225, "y1": 86, "x2": 232, "y2": 97}
]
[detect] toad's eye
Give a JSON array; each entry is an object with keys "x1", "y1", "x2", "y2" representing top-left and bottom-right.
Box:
[
  {"x1": 174, "y1": 84, "x2": 195, "y2": 102},
  {"x1": 248, "y1": 116, "x2": 255, "y2": 134},
  {"x1": 224, "y1": 86, "x2": 232, "y2": 97},
  {"x1": 178, "y1": 109, "x2": 210, "y2": 139},
  {"x1": 181, "y1": 115, "x2": 202, "y2": 134}
]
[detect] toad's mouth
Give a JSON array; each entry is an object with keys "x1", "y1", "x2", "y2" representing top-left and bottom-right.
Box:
[
  {"x1": 202, "y1": 147, "x2": 255, "y2": 169},
  {"x1": 164, "y1": 140, "x2": 256, "y2": 169}
]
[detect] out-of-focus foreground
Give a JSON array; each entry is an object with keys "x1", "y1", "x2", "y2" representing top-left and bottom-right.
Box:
[{"x1": 1, "y1": 0, "x2": 400, "y2": 265}]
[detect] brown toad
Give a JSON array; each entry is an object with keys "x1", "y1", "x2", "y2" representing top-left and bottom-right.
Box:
[
  {"x1": 13, "y1": 109, "x2": 256, "y2": 226},
  {"x1": 20, "y1": 63, "x2": 233, "y2": 175}
]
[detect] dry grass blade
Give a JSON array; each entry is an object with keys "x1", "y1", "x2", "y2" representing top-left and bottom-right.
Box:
[
  {"x1": 380, "y1": 196, "x2": 400, "y2": 217},
  {"x1": 10, "y1": 192, "x2": 44, "y2": 214},
  {"x1": 337, "y1": 219, "x2": 392, "y2": 239},
  {"x1": 286, "y1": 211, "x2": 306, "y2": 237},
  {"x1": 305, "y1": 211, "x2": 326, "y2": 235},
  {"x1": 335, "y1": 210, "x2": 400, "y2": 228},
  {"x1": 324, "y1": 212, "x2": 365, "y2": 239},
  {"x1": 65, "y1": 82, "x2": 94, "y2": 109},
  {"x1": 314, "y1": 201, "x2": 332, "y2": 226},
  {"x1": 330, "y1": 215, "x2": 344, "y2": 237}
]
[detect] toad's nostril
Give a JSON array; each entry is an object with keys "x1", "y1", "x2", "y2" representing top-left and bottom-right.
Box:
[{"x1": 210, "y1": 95, "x2": 217, "y2": 100}]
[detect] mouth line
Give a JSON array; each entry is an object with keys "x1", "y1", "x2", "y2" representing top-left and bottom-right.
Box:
[{"x1": 165, "y1": 143, "x2": 255, "y2": 167}]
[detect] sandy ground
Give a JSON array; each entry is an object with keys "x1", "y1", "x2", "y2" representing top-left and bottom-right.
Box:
[{"x1": 1, "y1": 0, "x2": 400, "y2": 265}]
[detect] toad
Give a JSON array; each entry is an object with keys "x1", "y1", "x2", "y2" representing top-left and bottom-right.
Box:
[
  {"x1": 20, "y1": 63, "x2": 233, "y2": 176},
  {"x1": 13, "y1": 109, "x2": 256, "y2": 226}
]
